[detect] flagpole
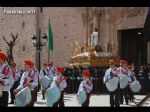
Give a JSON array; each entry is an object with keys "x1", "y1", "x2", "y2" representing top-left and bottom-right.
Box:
[
  {"x1": 48, "y1": 18, "x2": 53, "y2": 62},
  {"x1": 48, "y1": 18, "x2": 50, "y2": 62},
  {"x1": 48, "y1": 47, "x2": 50, "y2": 62}
]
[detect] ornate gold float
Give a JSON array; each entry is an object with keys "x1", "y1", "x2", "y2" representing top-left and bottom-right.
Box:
[{"x1": 70, "y1": 45, "x2": 120, "y2": 67}]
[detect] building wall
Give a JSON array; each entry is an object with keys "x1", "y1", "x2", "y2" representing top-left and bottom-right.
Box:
[
  {"x1": 0, "y1": 7, "x2": 85, "y2": 68},
  {"x1": 0, "y1": 7, "x2": 37, "y2": 68},
  {"x1": 90, "y1": 7, "x2": 148, "y2": 56},
  {"x1": 0, "y1": 7, "x2": 148, "y2": 68},
  {"x1": 39, "y1": 7, "x2": 85, "y2": 66}
]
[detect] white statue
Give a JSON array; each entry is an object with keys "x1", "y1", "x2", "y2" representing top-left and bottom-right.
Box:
[{"x1": 89, "y1": 28, "x2": 98, "y2": 47}]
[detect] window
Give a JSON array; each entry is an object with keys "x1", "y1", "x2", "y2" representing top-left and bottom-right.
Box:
[
  {"x1": 40, "y1": 7, "x2": 43, "y2": 13},
  {"x1": 22, "y1": 21, "x2": 25, "y2": 28},
  {"x1": 23, "y1": 45, "x2": 25, "y2": 52}
]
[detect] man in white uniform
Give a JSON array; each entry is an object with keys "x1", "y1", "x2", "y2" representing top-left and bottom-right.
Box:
[
  {"x1": 77, "y1": 70, "x2": 93, "y2": 107},
  {"x1": 50, "y1": 66, "x2": 67, "y2": 107},
  {"x1": 103, "y1": 59, "x2": 120, "y2": 107},
  {"x1": 39, "y1": 62, "x2": 49, "y2": 100},
  {"x1": 14, "y1": 59, "x2": 38, "y2": 107},
  {"x1": 10, "y1": 61, "x2": 21, "y2": 104},
  {"x1": 0, "y1": 51, "x2": 14, "y2": 107}
]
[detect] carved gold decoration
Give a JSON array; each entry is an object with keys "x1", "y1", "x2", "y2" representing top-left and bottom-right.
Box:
[
  {"x1": 88, "y1": 47, "x2": 95, "y2": 57},
  {"x1": 70, "y1": 55, "x2": 120, "y2": 67},
  {"x1": 95, "y1": 45, "x2": 102, "y2": 52},
  {"x1": 71, "y1": 45, "x2": 120, "y2": 67}
]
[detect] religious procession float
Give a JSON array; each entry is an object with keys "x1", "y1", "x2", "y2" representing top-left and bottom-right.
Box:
[{"x1": 70, "y1": 45, "x2": 120, "y2": 67}]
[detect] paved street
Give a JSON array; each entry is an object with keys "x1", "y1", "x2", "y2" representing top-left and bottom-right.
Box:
[{"x1": 8, "y1": 91, "x2": 147, "y2": 107}]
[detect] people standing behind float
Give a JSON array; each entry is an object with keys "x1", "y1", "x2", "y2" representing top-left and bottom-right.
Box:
[
  {"x1": 0, "y1": 51, "x2": 14, "y2": 107},
  {"x1": 14, "y1": 59, "x2": 38, "y2": 107},
  {"x1": 39, "y1": 62, "x2": 49, "y2": 100},
  {"x1": 77, "y1": 70, "x2": 93, "y2": 107},
  {"x1": 127, "y1": 65, "x2": 136, "y2": 102},
  {"x1": 103, "y1": 59, "x2": 120, "y2": 107},
  {"x1": 118, "y1": 60, "x2": 129, "y2": 105},
  {"x1": 10, "y1": 62, "x2": 21, "y2": 104},
  {"x1": 50, "y1": 66, "x2": 67, "y2": 107}
]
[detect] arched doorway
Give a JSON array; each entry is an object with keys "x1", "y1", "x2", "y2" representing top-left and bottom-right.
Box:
[{"x1": 118, "y1": 28, "x2": 144, "y2": 65}]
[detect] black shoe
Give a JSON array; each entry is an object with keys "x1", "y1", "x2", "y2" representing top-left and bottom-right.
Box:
[
  {"x1": 131, "y1": 99, "x2": 134, "y2": 102},
  {"x1": 9, "y1": 100, "x2": 14, "y2": 104},
  {"x1": 110, "y1": 105, "x2": 114, "y2": 107},
  {"x1": 126, "y1": 102, "x2": 129, "y2": 105}
]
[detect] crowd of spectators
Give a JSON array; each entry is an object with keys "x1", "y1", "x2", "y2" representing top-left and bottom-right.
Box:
[{"x1": 62, "y1": 64, "x2": 150, "y2": 95}]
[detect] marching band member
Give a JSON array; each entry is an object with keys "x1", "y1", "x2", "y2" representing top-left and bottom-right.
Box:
[
  {"x1": 118, "y1": 60, "x2": 129, "y2": 105},
  {"x1": 0, "y1": 51, "x2": 14, "y2": 107},
  {"x1": 14, "y1": 59, "x2": 38, "y2": 107},
  {"x1": 48, "y1": 61, "x2": 55, "y2": 80},
  {"x1": 77, "y1": 70, "x2": 93, "y2": 107},
  {"x1": 103, "y1": 59, "x2": 120, "y2": 107},
  {"x1": 127, "y1": 65, "x2": 136, "y2": 102},
  {"x1": 10, "y1": 61, "x2": 21, "y2": 104},
  {"x1": 39, "y1": 62, "x2": 49, "y2": 100},
  {"x1": 50, "y1": 65, "x2": 67, "y2": 107},
  {"x1": 31, "y1": 66, "x2": 39, "y2": 102}
]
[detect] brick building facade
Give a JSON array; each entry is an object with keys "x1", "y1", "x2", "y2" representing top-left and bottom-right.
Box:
[{"x1": 0, "y1": 7, "x2": 149, "y2": 68}]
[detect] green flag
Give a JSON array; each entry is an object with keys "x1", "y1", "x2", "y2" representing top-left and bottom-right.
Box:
[{"x1": 48, "y1": 19, "x2": 53, "y2": 51}]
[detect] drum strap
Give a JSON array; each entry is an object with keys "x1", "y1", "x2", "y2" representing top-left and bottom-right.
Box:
[
  {"x1": 23, "y1": 70, "x2": 32, "y2": 86},
  {"x1": 60, "y1": 76, "x2": 67, "y2": 82},
  {"x1": 23, "y1": 77, "x2": 27, "y2": 86},
  {"x1": 2, "y1": 65, "x2": 10, "y2": 76},
  {"x1": 12, "y1": 68, "x2": 15, "y2": 78},
  {"x1": 28, "y1": 70, "x2": 36, "y2": 79},
  {"x1": 86, "y1": 80, "x2": 92, "y2": 93},
  {"x1": 43, "y1": 69, "x2": 48, "y2": 76}
]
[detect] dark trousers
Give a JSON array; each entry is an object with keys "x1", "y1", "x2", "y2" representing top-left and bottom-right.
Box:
[
  {"x1": 10, "y1": 81, "x2": 19, "y2": 102},
  {"x1": 128, "y1": 87, "x2": 134, "y2": 102},
  {"x1": 82, "y1": 93, "x2": 90, "y2": 107},
  {"x1": 110, "y1": 88, "x2": 120, "y2": 107},
  {"x1": 0, "y1": 91, "x2": 9, "y2": 107},
  {"x1": 34, "y1": 91, "x2": 37, "y2": 102},
  {"x1": 26, "y1": 91, "x2": 35, "y2": 107},
  {"x1": 52, "y1": 92, "x2": 65, "y2": 107},
  {"x1": 42, "y1": 90, "x2": 45, "y2": 99},
  {"x1": 120, "y1": 86, "x2": 129, "y2": 104}
]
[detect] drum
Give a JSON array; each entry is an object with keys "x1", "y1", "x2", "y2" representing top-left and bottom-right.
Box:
[
  {"x1": 118, "y1": 73, "x2": 123, "y2": 78},
  {"x1": 40, "y1": 76, "x2": 51, "y2": 89},
  {"x1": 77, "y1": 91, "x2": 87, "y2": 105},
  {"x1": 0, "y1": 86, "x2": 2, "y2": 97},
  {"x1": 45, "y1": 85, "x2": 61, "y2": 106},
  {"x1": 15, "y1": 86, "x2": 32, "y2": 107},
  {"x1": 106, "y1": 77, "x2": 119, "y2": 92},
  {"x1": 130, "y1": 80, "x2": 141, "y2": 93},
  {"x1": 119, "y1": 75, "x2": 129, "y2": 89}
]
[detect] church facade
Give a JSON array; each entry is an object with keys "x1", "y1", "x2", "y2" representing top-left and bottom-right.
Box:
[{"x1": 0, "y1": 7, "x2": 149, "y2": 68}]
